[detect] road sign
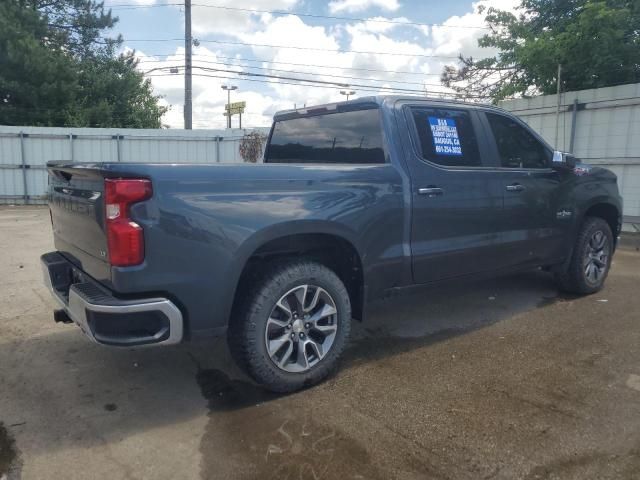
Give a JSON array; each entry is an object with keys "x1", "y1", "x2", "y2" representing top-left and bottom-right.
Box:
[
  {"x1": 225, "y1": 101, "x2": 246, "y2": 111},
  {"x1": 223, "y1": 108, "x2": 243, "y2": 116}
]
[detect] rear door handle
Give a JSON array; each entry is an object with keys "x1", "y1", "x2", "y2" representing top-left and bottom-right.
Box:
[
  {"x1": 418, "y1": 187, "x2": 444, "y2": 197},
  {"x1": 505, "y1": 183, "x2": 525, "y2": 192}
]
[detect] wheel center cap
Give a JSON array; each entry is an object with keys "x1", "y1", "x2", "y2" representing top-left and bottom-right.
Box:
[{"x1": 292, "y1": 318, "x2": 305, "y2": 335}]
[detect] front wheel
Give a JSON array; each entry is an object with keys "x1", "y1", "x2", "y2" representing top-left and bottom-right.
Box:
[
  {"x1": 556, "y1": 217, "x2": 614, "y2": 294},
  {"x1": 229, "y1": 260, "x2": 351, "y2": 392}
]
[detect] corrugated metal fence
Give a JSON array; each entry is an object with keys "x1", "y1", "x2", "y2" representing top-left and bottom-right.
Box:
[
  {"x1": 500, "y1": 82, "x2": 640, "y2": 224},
  {"x1": 0, "y1": 126, "x2": 270, "y2": 204},
  {"x1": 3, "y1": 85, "x2": 640, "y2": 221}
]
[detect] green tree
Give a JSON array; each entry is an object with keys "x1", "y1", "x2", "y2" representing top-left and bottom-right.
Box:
[
  {"x1": 33, "y1": 0, "x2": 120, "y2": 57},
  {"x1": 71, "y1": 53, "x2": 167, "y2": 128},
  {"x1": 0, "y1": 1, "x2": 78, "y2": 125},
  {"x1": 0, "y1": 0, "x2": 167, "y2": 127},
  {"x1": 441, "y1": 0, "x2": 640, "y2": 101}
]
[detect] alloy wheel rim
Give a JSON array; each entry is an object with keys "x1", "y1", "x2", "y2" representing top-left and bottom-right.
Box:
[
  {"x1": 264, "y1": 284, "x2": 338, "y2": 373},
  {"x1": 584, "y1": 230, "x2": 609, "y2": 285}
]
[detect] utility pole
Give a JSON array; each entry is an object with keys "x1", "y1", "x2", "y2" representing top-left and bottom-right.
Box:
[
  {"x1": 554, "y1": 63, "x2": 562, "y2": 148},
  {"x1": 184, "y1": 0, "x2": 192, "y2": 129}
]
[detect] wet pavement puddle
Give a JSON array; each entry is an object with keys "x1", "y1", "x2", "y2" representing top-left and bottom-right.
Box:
[
  {"x1": 0, "y1": 422, "x2": 19, "y2": 479},
  {"x1": 195, "y1": 368, "x2": 384, "y2": 480}
]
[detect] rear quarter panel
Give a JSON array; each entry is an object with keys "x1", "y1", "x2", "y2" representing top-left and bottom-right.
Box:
[{"x1": 108, "y1": 163, "x2": 405, "y2": 338}]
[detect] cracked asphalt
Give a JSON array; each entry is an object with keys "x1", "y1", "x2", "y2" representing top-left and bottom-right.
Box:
[{"x1": 1, "y1": 206, "x2": 640, "y2": 480}]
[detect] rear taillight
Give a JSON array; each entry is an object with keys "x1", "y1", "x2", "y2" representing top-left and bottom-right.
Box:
[{"x1": 104, "y1": 178, "x2": 152, "y2": 267}]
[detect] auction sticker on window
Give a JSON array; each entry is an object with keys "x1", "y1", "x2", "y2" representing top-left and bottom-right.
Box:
[{"x1": 428, "y1": 117, "x2": 462, "y2": 156}]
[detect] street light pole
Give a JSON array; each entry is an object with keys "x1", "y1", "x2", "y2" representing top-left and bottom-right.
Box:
[
  {"x1": 221, "y1": 85, "x2": 237, "y2": 129},
  {"x1": 340, "y1": 89, "x2": 356, "y2": 101},
  {"x1": 226, "y1": 89, "x2": 230, "y2": 129}
]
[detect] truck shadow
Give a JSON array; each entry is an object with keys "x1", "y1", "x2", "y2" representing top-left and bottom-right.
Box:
[
  {"x1": 0, "y1": 269, "x2": 574, "y2": 479},
  {"x1": 345, "y1": 268, "x2": 572, "y2": 365},
  {"x1": 189, "y1": 269, "x2": 575, "y2": 479}
]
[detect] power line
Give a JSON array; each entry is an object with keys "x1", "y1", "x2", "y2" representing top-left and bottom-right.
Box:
[
  {"x1": 107, "y1": 2, "x2": 490, "y2": 30},
  {"x1": 146, "y1": 71, "x2": 491, "y2": 98},
  {"x1": 131, "y1": 50, "x2": 638, "y2": 77},
  {"x1": 139, "y1": 58, "x2": 442, "y2": 87},
  {"x1": 146, "y1": 71, "x2": 410, "y2": 95},
  {"x1": 147, "y1": 64, "x2": 444, "y2": 93},
  {"x1": 136, "y1": 52, "x2": 445, "y2": 77},
  {"x1": 121, "y1": 37, "x2": 461, "y2": 59}
]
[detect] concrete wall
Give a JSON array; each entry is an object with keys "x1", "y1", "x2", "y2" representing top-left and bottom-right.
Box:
[
  {"x1": 500, "y1": 83, "x2": 640, "y2": 223},
  {"x1": 0, "y1": 126, "x2": 270, "y2": 204}
]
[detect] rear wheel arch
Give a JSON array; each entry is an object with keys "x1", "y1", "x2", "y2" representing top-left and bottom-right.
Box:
[{"x1": 230, "y1": 232, "x2": 365, "y2": 326}]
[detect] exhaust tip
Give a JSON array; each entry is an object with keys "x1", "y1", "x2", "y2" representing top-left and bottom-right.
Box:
[{"x1": 54, "y1": 309, "x2": 73, "y2": 324}]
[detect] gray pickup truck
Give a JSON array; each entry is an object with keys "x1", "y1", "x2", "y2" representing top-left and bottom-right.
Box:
[{"x1": 42, "y1": 96, "x2": 622, "y2": 392}]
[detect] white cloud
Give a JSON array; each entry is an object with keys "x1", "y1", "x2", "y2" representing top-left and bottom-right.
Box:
[
  {"x1": 112, "y1": 0, "x2": 156, "y2": 5},
  {"x1": 131, "y1": 47, "x2": 248, "y2": 128},
  {"x1": 431, "y1": 0, "x2": 519, "y2": 58},
  {"x1": 346, "y1": 25, "x2": 430, "y2": 73},
  {"x1": 191, "y1": 0, "x2": 298, "y2": 36},
  {"x1": 328, "y1": 0, "x2": 401, "y2": 14},
  {"x1": 126, "y1": 0, "x2": 523, "y2": 128},
  {"x1": 348, "y1": 16, "x2": 429, "y2": 36},
  {"x1": 193, "y1": 89, "x2": 283, "y2": 129},
  {"x1": 427, "y1": 0, "x2": 520, "y2": 97},
  {"x1": 237, "y1": 16, "x2": 355, "y2": 109},
  {"x1": 240, "y1": 15, "x2": 342, "y2": 56}
]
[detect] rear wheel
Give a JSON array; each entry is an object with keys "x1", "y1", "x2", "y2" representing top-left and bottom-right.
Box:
[
  {"x1": 229, "y1": 260, "x2": 351, "y2": 392},
  {"x1": 556, "y1": 217, "x2": 613, "y2": 294}
]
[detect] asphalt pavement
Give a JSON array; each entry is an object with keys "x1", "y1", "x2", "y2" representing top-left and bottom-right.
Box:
[{"x1": 1, "y1": 206, "x2": 640, "y2": 480}]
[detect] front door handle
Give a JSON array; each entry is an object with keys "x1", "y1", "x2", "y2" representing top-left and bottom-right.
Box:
[
  {"x1": 505, "y1": 183, "x2": 525, "y2": 192},
  {"x1": 418, "y1": 187, "x2": 444, "y2": 197}
]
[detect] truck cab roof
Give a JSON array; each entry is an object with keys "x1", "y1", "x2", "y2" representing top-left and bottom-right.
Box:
[{"x1": 273, "y1": 95, "x2": 512, "y2": 121}]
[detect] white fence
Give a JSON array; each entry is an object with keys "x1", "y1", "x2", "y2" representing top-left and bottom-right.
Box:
[
  {"x1": 500, "y1": 82, "x2": 640, "y2": 224},
  {"x1": 3, "y1": 85, "x2": 640, "y2": 224},
  {"x1": 0, "y1": 126, "x2": 270, "y2": 204}
]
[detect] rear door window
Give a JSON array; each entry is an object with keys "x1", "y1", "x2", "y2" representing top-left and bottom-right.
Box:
[
  {"x1": 265, "y1": 108, "x2": 385, "y2": 164},
  {"x1": 410, "y1": 107, "x2": 482, "y2": 167}
]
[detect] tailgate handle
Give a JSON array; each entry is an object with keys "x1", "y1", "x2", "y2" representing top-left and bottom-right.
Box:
[{"x1": 506, "y1": 183, "x2": 525, "y2": 192}]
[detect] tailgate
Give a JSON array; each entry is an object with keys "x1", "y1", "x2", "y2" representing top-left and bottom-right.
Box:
[{"x1": 47, "y1": 163, "x2": 110, "y2": 281}]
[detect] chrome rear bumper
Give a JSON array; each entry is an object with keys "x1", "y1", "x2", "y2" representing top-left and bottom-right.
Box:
[{"x1": 41, "y1": 252, "x2": 183, "y2": 347}]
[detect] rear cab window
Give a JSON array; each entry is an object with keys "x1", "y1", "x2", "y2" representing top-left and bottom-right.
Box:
[
  {"x1": 409, "y1": 107, "x2": 482, "y2": 168},
  {"x1": 265, "y1": 107, "x2": 385, "y2": 164}
]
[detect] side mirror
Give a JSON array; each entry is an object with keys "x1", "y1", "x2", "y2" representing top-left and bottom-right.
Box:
[{"x1": 552, "y1": 151, "x2": 577, "y2": 170}]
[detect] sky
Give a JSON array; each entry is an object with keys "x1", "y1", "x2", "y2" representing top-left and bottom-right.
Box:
[{"x1": 104, "y1": 0, "x2": 520, "y2": 129}]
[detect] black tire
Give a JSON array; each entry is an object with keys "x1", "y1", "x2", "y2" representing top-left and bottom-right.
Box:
[
  {"x1": 228, "y1": 260, "x2": 351, "y2": 393},
  {"x1": 556, "y1": 217, "x2": 614, "y2": 295}
]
